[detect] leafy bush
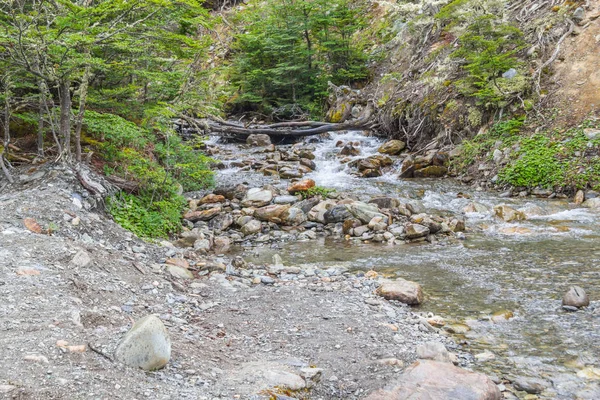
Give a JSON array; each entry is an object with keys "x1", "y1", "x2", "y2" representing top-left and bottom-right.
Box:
[{"x1": 300, "y1": 186, "x2": 336, "y2": 199}]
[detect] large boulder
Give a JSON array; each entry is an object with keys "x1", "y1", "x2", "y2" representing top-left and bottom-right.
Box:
[
  {"x1": 562, "y1": 286, "x2": 590, "y2": 308},
  {"x1": 242, "y1": 188, "x2": 273, "y2": 207},
  {"x1": 366, "y1": 360, "x2": 501, "y2": 400},
  {"x1": 405, "y1": 223, "x2": 430, "y2": 239},
  {"x1": 254, "y1": 204, "x2": 291, "y2": 223},
  {"x1": 214, "y1": 183, "x2": 248, "y2": 200},
  {"x1": 369, "y1": 197, "x2": 400, "y2": 210},
  {"x1": 209, "y1": 213, "x2": 234, "y2": 232},
  {"x1": 413, "y1": 165, "x2": 448, "y2": 178},
  {"x1": 282, "y1": 207, "x2": 307, "y2": 226},
  {"x1": 288, "y1": 179, "x2": 316, "y2": 194},
  {"x1": 241, "y1": 219, "x2": 262, "y2": 236},
  {"x1": 183, "y1": 206, "x2": 222, "y2": 222},
  {"x1": 378, "y1": 140, "x2": 406, "y2": 155},
  {"x1": 583, "y1": 198, "x2": 600, "y2": 209},
  {"x1": 376, "y1": 278, "x2": 424, "y2": 305},
  {"x1": 246, "y1": 134, "x2": 272, "y2": 147},
  {"x1": 115, "y1": 315, "x2": 171, "y2": 371},
  {"x1": 324, "y1": 205, "x2": 353, "y2": 223},
  {"x1": 308, "y1": 200, "x2": 337, "y2": 223},
  {"x1": 346, "y1": 201, "x2": 388, "y2": 224}
]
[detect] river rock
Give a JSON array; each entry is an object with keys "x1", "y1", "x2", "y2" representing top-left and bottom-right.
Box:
[
  {"x1": 464, "y1": 202, "x2": 488, "y2": 213},
  {"x1": 288, "y1": 179, "x2": 316, "y2": 194},
  {"x1": 115, "y1": 315, "x2": 171, "y2": 371},
  {"x1": 405, "y1": 223, "x2": 430, "y2": 239},
  {"x1": 493, "y1": 205, "x2": 526, "y2": 222},
  {"x1": 254, "y1": 204, "x2": 291, "y2": 223},
  {"x1": 324, "y1": 205, "x2": 353, "y2": 223},
  {"x1": 282, "y1": 207, "x2": 307, "y2": 225},
  {"x1": 413, "y1": 165, "x2": 448, "y2": 178},
  {"x1": 194, "y1": 238, "x2": 211, "y2": 252},
  {"x1": 449, "y1": 218, "x2": 465, "y2": 232},
  {"x1": 214, "y1": 183, "x2": 248, "y2": 200},
  {"x1": 296, "y1": 197, "x2": 321, "y2": 213},
  {"x1": 513, "y1": 376, "x2": 548, "y2": 394},
  {"x1": 209, "y1": 213, "x2": 234, "y2": 232},
  {"x1": 184, "y1": 206, "x2": 221, "y2": 222},
  {"x1": 346, "y1": 201, "x2": 388, "y2": 224},
  {"x1": 273, "y1": 195, "x2": 299, "y2": 204},
  {"x1": 583, "y1": 198, "x2": 600, "y2": 209},
  {"x1": 416, "y1": 342, "x2": 453, "y2": 363},
  {"x1": 376, "y1": 278, "x2": 423, "y2": 305},
  {"x1": 353, "y1": 225, "x2": 370, "y2": 237},
  {"x1": 308, "y1": 200, "x2": 337, "y2": 223},
  {"x1": 199, "y1": 194, "x2": 225, "y2": 204},
  {"x1": 340, "y1": 143, "x2": 360, "y2": 156},
  {"x1": 369, "y1": 197, "x2": 400, "y2": 210},
  {"x1": 366, "y1": 360, "x2": 501, "y2": 400},
  {"x1": 574, "y1": 190, "x2": 585, "y2": 205},
  {"x1": 562, "y1": 286, "x2": 590, "y2": 308},
  {"x1": 368, "y1": 216, "x2": 388, "y2": 231},
  {"x1": 213, "y1": 236, "x2": 231, "y2": 254},
  {"x1": 241, "y1": 219, "x2": 262, "y2": 236},
  {"x1": 167, "y1": 265, "x2": 194, "y2": 279},
  {"x1": 247, "y1": 134, "x2": 272, "y2": 147},
  {"x1": 242, "y1": 188, "x2": 273, "y2": 207},
  {"x1": 378, "y1": 140, "x2": 406, "y2": 155}
]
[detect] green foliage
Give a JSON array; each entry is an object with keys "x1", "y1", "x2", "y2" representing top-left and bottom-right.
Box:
[
  {"x1": 498, "y1": 134, "x2": 563, "y2": 188},
  {"x1": 107, "y1": 192, "x2": 186, "y2": 239},
  {"x1": 452, "y1": 15, "x2": 526, "y2": 108},
  {"x1": 300, "y1": 186, "x2": 336, "y2": 199},
  {"x1": 228, "y1": 0, "x2": 369, "y2": 117}
]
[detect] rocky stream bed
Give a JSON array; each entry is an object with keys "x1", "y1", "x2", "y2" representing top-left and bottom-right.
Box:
[{"x1": 0, "y1": 130, "x2": 599, "y2": 399}]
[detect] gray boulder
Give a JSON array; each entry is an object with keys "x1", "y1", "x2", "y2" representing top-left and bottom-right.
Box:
[{"x1": 115, "y1": 315, "x2": 171, "y2": 371}]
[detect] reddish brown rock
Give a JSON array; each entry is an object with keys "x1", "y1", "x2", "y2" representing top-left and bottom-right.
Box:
[
  {"x1": 366, "y1": 360, "x2": 501, "y2": 400},
  {"x1": 199, "y1": 194, "x2": 226, "y2": 204},
  {"x1": 288, "y1": 179, "x2": 316, "y2": 194}
]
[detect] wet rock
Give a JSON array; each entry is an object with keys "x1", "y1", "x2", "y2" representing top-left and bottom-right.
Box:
[
  {"x1": 449, "y1": 218, "x2": 465, "y2": 232},
  {"x1": 241, "y1": 219, "x2": 262, "y2": 236},
  {"x1": 288, "y1": 179, "x2": 316, "y2": 194},
  {"x1": 369, "y1": 196, "x2": 400, "y2": 210},
  {"x1": 574, "y1": 190, "x2": 585, "y2": 205},
  {"x1": 343, "y1": 218, "x2": 361, "y2": 234},
  {"x1": 491, "y1": 309, "x2": 514, "y2": 323},
  {"x1": 463, "y1": 202, "x2": 488, "y2": 213},
  {"x1": 279, "y1": 168, "x2": 303, "y2": 179},
  {"x1": 324, "y1": 205, "x2": 353, "y2": 223},
  {"x1": 295, "y1": 149, "x2": 315, "y2": 160},
  {"x1": 376, "y1": 278, "x2": 424, "y2": 305},
  {"x1": 443, "y1": 323, "x2": 470, "y2": 334},
  {"x1": 513, "y1": 376, "x2": 548, "y2": 394},
  {"x1": 368, "y1": 216, "x2": 388, "y2": 231},
  {"x1": 340, "y1": 143, "x2": 360, "y2": 156},
  {"x1": 378, "y1": 140, "x2": 406, "y2": 155},
  {"x1": 115, "y1": 315, "x2": 171, "y2": 371},
  {"x1": 583, "y1": 198, "x2": 600, "y2": 209},
  {"x1": 308, "y1": 200, "x2": 337, "y2": 223},
  {"x1": 416, "y1": 342, "x2": 453, "y2": 363},
  {"x1": 300, "y1": 158, "x2": 316, "y2": 170},
  {"x1": 400, "y1": 156, "x2": 415, "y2": 178},
  {"x1": 562, "y1": 286, "x2": 590, "y2": 308},
  {"x1": 184, "y1": 206, "x2": 222, "y2": 222},
  {"x1": 366, "y1": 360, "x2": 501, "y2": 400},
  {"x1": 353, "y1": 225, "x2": 370, "y2": 237},
  {"x1": 282, "y1": 207, "x2": 307, "y2": 225},
  {"x1": 493, "y1": 205, "x2": 526, "y2": 222},
  {"x1": 242, "y1": 188, "x2": 273, "y2": 207},
  {"x1": 199, "y1": 194, "x2": 225, "y2": 204},
  {"x1": 405, "y1": 223, "x2": 430, "y2": 239},
  {"x1": 413, "y1": 165, "x2": 448, "y2": 178},
  {"x1": 346, "y1": 201, "x2": 388, "y2": 224},
  {"x1": 246, "y1": 134, "x2": 272, "y2": 147},
  {"x1": 362, "y1": 168, "x2": 382, "y2": 178}
]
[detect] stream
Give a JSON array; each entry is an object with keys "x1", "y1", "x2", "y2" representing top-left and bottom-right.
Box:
[{"x1": 208, "y1": 131, "x2": 600, "y2": 398}]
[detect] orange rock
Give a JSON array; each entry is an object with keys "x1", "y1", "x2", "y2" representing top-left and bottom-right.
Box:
[
  {"x1": 288, "y1": 179, "x2": 316, "y2": 194},
  {"x1": 200, "y1": 194, "x2": 226, "y2": 204},
  {"x1": 24, "y1": 218, "x2": 43, "y2": 234}
]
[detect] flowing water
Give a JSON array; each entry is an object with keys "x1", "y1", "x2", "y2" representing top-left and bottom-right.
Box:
[{"x1": 211, "y1": 131, "x2": 600, "y2": 398}]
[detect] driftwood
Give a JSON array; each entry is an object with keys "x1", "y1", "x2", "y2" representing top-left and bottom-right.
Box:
[{"x1": 196, "y1": 104, "x2": 376, "y2": 139}]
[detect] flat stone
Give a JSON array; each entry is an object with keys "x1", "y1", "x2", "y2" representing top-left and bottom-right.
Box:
[
  {"x1": 405, "y1": 223, "x2": 430, "y2": 239},
  {"x1": 115, "y1": 315, "x2": 171, "y2": 371},
  {"x1": 416, "y1": 342, "x2": 452, "y2": 363},
  {"x1": 366, "y1": 360, "x2": 501, "y2": 400},
  {"x1": 513, "y1": 376, "x2": 548, "y2": 394},
  {"x1": 562, "y1": 286, "x2": 590, "y2": 308},
  {"x1": 376, "y1": 278, "x2": 424, "y2": 305},
  {"x1": 167, "y1": 265, "x2": 194, "y2": 279}
]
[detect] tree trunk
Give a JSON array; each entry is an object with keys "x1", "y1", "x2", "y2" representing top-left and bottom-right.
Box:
[
  {"x1": 37, "y1": 80, "x2": 45, "y2": 157},
  {"x1": 39, "y1": 79, "x2": 62, "y2": 156},
  {"x1": 74, "y1": 63, "x2": 91, "y2": 163},
  {"x1": 58, "y1": 79, "x2": 72, "y2": 159},
  {"x1": 1, "y1": 82, "x2": 14, "y2": 183}
]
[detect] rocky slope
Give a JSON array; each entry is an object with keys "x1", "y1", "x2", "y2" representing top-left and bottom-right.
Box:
[{"x1": 0, "y1": 164, "x2": 504, "y2": 399}]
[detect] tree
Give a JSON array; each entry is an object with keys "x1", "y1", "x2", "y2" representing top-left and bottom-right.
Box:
[{"x1": 229, "y1": 0, "x2": 368, "y2": 118}]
